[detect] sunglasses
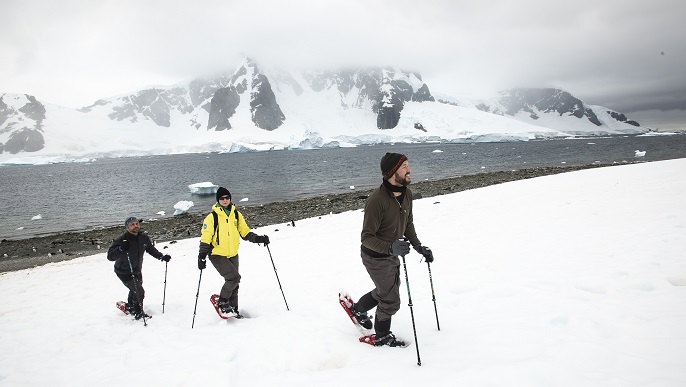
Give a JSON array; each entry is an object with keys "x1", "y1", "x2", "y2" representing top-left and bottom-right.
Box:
[{"x1": 218, "y1": 196, "x2": 231, "y2": 200}]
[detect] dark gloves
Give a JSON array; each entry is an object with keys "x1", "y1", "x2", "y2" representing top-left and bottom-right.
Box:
[
  {"x1": 254, "y1": 235, "x2": 270, "y2": 245},
  {"x1": 120, "y1": 239, "x2": 130, "y2": 251},
  {"x1": 245, "y1": 232, "x2": 269, "y2": 245},
  {"x1": 414, "y1": 245, "x2": 434, "y2": 263},
  {"x1": 160, "y1": 254, "x2": 171, "y2": 262},
  {"x1": 389, "y1": 239, "x2": 411, "y2": 256},
  {"x1": 198, "y1": 253, "x2": 207, "y2": 270}
]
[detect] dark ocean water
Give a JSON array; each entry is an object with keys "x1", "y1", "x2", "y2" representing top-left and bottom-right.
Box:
[{"x1": 1, "y1": 135, "x2": 685, "y2": 240}]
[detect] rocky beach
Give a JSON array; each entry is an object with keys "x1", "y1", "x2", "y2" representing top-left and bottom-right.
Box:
[{"x1": 0, "y1": 164, "x2": 617, "y2": 273}]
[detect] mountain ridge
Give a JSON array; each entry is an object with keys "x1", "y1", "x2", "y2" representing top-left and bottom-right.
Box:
[{"x1": 0, "y1": 58, "x2": 652, "y2": 163}]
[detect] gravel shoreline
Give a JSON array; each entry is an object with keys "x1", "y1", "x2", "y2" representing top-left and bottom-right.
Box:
[{"x1": 0, "y1": 163, "x2": 617, "y2": 273}]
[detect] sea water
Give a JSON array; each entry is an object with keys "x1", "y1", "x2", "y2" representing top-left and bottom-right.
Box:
[{"x1": 1, "y1": 135, "x2": 685, "y2": 239}]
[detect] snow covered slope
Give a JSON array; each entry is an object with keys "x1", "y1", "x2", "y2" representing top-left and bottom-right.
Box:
[{"x1": 1, "y1": 159, "x2": 684, "y2": 386}]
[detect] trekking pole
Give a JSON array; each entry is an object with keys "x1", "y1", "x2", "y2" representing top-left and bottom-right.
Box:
[
  {"x1": 401, "y1": 254, "x2": 421, "y2": 366},
  {"x1": 191, "y1": 270, "x2": 203, "y2": 329},
  {"x1": 266, "y1": 245, "x2": 289, "y2": 311},
  {"x1": 162, "y1": 261, "x2": 168, "y2": 313},
  {"x1": 426, "y1": 262, "x2": 440, "y2": 331},
  {"x1": 125, "y1": 251, "x2": 147, "y2": 327}
]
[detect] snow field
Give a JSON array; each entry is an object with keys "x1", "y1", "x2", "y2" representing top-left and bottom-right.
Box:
[{"x1": 1, "y1": 159, "x2": 685, "y2": 386}]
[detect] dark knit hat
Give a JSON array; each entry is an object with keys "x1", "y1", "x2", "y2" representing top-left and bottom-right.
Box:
[
  {"x1": 216, "y1": 187, "x2": 231, "y2": 202},
  {"x1": 380, "y1": 152, "x2": 408, "y2": 179},
  {"x1": 124, "y1": 216, "x2": 138, "y2": 227}
]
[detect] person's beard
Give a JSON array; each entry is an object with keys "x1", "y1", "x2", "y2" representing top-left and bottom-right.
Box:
[{"x1": 393, "y1": 171, "x2": 411, "y2": 186}]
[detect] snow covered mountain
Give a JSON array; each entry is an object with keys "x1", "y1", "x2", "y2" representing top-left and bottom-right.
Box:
[
  {"x1": 437, "y1": 88, "x2": 644, "y2": 135},
  {"x1": 77, "y1": 58, "x2": 435, "y2": 132},
  {"x1": 0, "y1": 58, "x2": 651, "y2": 164},
  {"x1": 0, "y1": 94, "x2": 47, "y2": 154}
]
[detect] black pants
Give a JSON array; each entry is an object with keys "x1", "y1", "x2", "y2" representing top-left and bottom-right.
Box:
[{"x1": 116, "y1": 272, "x2": 145, "y2": 312}]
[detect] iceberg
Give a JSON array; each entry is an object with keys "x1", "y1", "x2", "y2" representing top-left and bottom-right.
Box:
[
  {"x1": 173, "y1": 201, "x2": 194, "y2": 215},
  {"x1": 188, "y1": 182, "x2": 218, "y2": 195}
]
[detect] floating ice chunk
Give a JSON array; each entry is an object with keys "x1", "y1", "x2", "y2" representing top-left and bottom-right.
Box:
[
  {"x1": 634, "y1": 150, "x2": 646, "y2": 157},
  {"x1": 188, "y1": 182, "x2": 218, "y2": 195},
  {"x1": 31, "y1": 214, "x2": 42, "y2": 220},
  {"x1": 432, "y1": 150, "x2": 443, "y2": 153},
  {"x1": 239, "y1": 198, "x2": 249, "y2": 202},
  {"x1": 157, "y1": 211, "x2": 166, "y2": 216},
  {"x1": 173, "y1": 201, "x2": 194, "y2": 215}
]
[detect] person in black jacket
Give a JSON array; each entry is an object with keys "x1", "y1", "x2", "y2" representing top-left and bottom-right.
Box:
[{"x1": 107, "y1": 216, "x2": 171, "y2": 319}]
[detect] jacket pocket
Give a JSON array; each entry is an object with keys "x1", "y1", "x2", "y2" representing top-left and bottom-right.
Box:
[{"x1": 114, "y1": 259, "x2": 127, "y2": 272}]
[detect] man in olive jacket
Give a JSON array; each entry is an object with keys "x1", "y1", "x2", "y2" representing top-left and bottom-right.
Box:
[
  {"x1": 107, "y1": 216, "x2": 171, "y2": 319},
  {"x1": 197, "y1": 187, "x2": 269, "y2": 318},
  {"x1": 349, "y1": 153, "x2": 434, "y2": 347}
]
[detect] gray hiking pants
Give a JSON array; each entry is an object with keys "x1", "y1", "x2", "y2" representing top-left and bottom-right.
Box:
[
  {"x1": 361, "y1": 251, "x2": 401, "y2": 321},
  {"x1": 210, "y1": 254, "x2": 241, "y2": 308}
]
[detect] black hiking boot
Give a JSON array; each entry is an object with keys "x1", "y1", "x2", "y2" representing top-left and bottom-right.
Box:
[
  {"x1": 125, "y1": 304, "x2": 137, "y2": 315},
  {"x1": 133, "y1": 311, "x2": 151, "y2": 320},
  {"x1": 350, "y1": 304, "x2": 373, "y2": 329},
  {"x1": 372, "y1": 332, "x2": 407, "y2": 347},
  {"x1": 127, "y1": 302, "x2": 147, "y2": 319},
  {"x1": 218, "y1": 298, "x2": 238, "y2": 317}
]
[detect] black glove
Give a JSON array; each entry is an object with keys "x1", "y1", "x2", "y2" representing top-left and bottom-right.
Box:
[
  {"x1": 389, "y1": 239, "x2": 411, "y2": 256},
  {"x1": 120, "y1": 239, "x2": 130, "y2": 251},
  {"x1": 254, "y1": 235, "x2": 270, "y2": 245},
  {"x1": 160, "y1": 254, "x2": 171, "y2": 262},
  {"x1": 198, "y1": 253, "x2": 207, "y2": 270},
  {"x1": 414, "y1": 245, "x2": 434, "y2": 263}
]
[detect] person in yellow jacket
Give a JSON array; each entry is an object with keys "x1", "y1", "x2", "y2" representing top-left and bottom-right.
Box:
[{"x1": 198, "y1": 187, "x2": 269, "y2": 318}]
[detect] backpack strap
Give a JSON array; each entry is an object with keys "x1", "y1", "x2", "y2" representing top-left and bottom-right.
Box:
[{"x1": 211, "y1": 211, "x2": 219, "y2": 245}]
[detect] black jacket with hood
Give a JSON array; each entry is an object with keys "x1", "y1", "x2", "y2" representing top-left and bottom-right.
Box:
[{"x1": 107, "y1": 231, "x2": 163, "y2": 275}]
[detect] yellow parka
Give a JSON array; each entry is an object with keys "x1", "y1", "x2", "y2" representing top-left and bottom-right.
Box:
[{"x1": 200, "y1": 203, "x2": 251, "y2": 258}]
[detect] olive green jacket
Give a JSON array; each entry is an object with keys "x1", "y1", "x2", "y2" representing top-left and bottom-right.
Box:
[{"x1": 361, "y1": 184, "x2": 421, "y2": 255}]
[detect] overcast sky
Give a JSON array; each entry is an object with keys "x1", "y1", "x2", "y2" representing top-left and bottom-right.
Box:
[{"x1": 2, "y1": 0, "x2": 685, "y2": 129}]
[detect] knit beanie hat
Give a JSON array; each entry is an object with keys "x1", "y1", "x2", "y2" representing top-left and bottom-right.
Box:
[
  {"x1": 380, "y1": 152, "x2": 408, "y2": 179},
  {"x1": 216, "y1": 187, "x2": 231, "y2": 202},
  {"x1": 124, "y1": 216, "x2": 138, "y2": 227}
]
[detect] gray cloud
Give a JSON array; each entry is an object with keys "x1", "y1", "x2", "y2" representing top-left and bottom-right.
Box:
[{"x1": 1, "y1": 0, "x2": 684, "y2": 127}]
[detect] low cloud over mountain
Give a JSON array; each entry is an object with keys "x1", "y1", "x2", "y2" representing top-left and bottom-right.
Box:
[{"x1": 0, "y1": 58, "x2": 651, "y2": 162}]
